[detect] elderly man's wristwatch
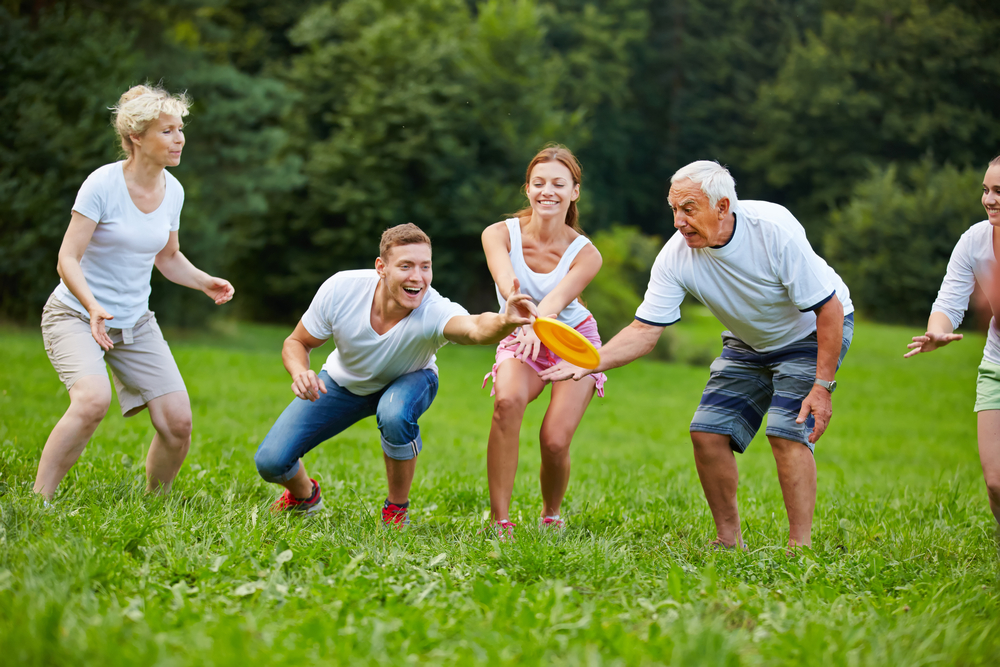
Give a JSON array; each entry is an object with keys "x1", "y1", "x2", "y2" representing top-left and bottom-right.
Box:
[{"x1": 814, "y1": 379, "x2": 837, "y2": 393}]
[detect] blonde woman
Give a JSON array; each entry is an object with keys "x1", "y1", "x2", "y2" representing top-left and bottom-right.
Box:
[
  {"x1": 481, "y1": 145, "x2": 606, "y2": 538},
  {"x1": 35, "y1": 84, "x2": 234, "y2": 500}
]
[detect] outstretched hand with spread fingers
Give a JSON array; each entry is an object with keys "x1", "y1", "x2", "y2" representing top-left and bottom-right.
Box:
[
  {"x1": 538, "y1": 358, "x2": 591, "y2": 383},
  {"x1": 904, "y1": 331, "x2": 963, "y2": 358},
  {"x1": 502, "y1": 278, "x2": 538, "y2": 328}
]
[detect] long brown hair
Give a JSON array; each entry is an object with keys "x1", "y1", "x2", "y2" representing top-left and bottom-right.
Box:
[{"x1": 512, "y1": 144, "x2": 584, "y2": 233}]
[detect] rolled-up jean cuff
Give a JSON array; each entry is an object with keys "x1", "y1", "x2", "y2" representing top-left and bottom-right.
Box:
[
  {"x1": 382, "y1": 434, "x2": 422, "y2": 461},
  {"x1": 258, "y1": 457, "x2": 301, "y2": 484}
]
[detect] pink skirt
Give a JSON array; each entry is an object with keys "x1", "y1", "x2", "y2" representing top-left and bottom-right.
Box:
[{"x1": 482, "y1": 315, "x2": 608, "y2": 398}]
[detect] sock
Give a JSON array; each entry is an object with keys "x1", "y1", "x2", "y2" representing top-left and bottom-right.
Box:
[
  {"x1": 384, "y1": 498, "x2": 409, "y2": 510},
  {"x1": 296, "y1": 481, "x2": 318, "y2": 502}
]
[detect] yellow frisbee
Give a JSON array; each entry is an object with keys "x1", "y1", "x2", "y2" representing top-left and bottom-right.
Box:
[{"x1": 532, "y1": 317, "x2": 601, "y2": 369}]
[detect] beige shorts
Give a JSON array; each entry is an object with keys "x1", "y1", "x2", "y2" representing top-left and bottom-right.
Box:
[{"x1": 41, "y1": 295, "x2": 187, "y2": 417}]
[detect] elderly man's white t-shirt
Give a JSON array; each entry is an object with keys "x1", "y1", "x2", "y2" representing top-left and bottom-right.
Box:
[
  {"x1": 930, "y1": 220, "x2": 1000, "y2": 366},
  {"x1": 301, "y1": 269, "x2": 470, "y2": 396},
  {"x1": 52, "y1": 161, "x2": 183, "y2": 329},
  {"x1": 636, "y1": 200, "x2": 853, "y2": 353}
]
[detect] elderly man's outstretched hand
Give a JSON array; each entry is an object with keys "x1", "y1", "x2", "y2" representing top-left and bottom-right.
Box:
[
  {"x1": 796, "y1": 385, "x2": 832, "y2": 444},
  {"x1": 538, "y1": 359, "x2": 591, "y2": 383}
]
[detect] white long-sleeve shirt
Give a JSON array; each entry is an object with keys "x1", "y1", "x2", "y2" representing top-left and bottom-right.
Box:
[{"x1": 931, "y1": 220, "x2": 1000, "y2": 365}]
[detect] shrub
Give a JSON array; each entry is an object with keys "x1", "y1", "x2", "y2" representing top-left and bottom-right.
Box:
[{"x1": 824, "y1": 160, "x2": 986, "y2": 325}]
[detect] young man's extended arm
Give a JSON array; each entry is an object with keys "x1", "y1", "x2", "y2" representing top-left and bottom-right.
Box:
[
  {"x1": 443, "y1": 283, "x2": 537, "y2": 346},
  {"x1": 282, "y1": 321, "x2": 329, "y2": 401}
]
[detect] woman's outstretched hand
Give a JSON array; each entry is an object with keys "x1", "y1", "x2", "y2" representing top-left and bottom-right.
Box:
[{"x1": 904, "y1": 331, "x2": 963, "y2": 358}]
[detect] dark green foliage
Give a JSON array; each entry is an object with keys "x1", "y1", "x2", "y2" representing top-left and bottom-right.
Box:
[
  {"x1": 233, "y1": 0, "x2": 645, "y2": 321},
  {"x1": 825, "y1": 160, "x2": 985, "y2": 324},
  {"x1": 746, "y1": 0, "x2": 1000, "y2": 233},
  {"x1": 3, "y1": 0, "x2": 1000, "y2": 325},
  {"x1": 583, "y1": 225, "x2": 676, "y2": 359},
  {"x1": 0, "y1": 6, "x2": 138, "y2": 321}
]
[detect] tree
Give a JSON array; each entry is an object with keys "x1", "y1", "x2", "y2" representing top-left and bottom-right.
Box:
[
  {"x1": 824, "y1": 159, "x2": 985, "y2": 324},
  {"x1": 745, "y1": 0, "x2": 1000, "y2": 235},
  {"x1": 0, "y1": 6, "x2": 139, "y2": 321}
]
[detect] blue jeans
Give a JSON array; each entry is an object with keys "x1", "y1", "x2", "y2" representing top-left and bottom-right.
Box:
[{"x1": 254, "y1": 369, "x2": 439, "y2": 483}]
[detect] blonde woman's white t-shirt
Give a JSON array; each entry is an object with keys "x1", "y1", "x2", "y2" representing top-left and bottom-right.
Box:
[
  {"x1": 52, "y1": 161, "x2": 183, "y2": 329},
  {"x1": 636, "y1": 200, "x2": 853, "y2": 353},
  {"x1": 301, "y1": 270, "x2": 470, "y2": 396},
  {"x1": 930, "y1": 220, "x2": 1000, "y2": 365}
]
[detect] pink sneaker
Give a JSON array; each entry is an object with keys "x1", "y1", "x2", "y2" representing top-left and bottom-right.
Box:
[
  {"x1": 490, "y1": 519, "x2": 516, "y2": 541},
  {"x1": 539, "y1": 515, "x2": 564, "y2": 530}
]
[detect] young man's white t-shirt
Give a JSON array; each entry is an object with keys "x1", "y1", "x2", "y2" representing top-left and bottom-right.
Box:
[
  {"x1": 52, "y1": 161, "x2": 183, "y2": 329},
  {"x1": 635, "y1": 200, "x2": 853, "y2": 353},
  {"x1": 930, "y1": 220, "x2": 1000, "y2": 366},
  {"x1": 301, "y1": 269, "x2": 470, "y2": 396}
]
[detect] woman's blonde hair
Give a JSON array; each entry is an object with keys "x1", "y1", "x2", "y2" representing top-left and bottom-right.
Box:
[{"x1": 111, "y1": 84, "x2": 190, "y2": 156}]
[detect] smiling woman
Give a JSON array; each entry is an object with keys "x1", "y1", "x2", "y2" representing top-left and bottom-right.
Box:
[
  {"x1": 905, "y1": 154, "x2": 1000, "y2": 525},
  {"x1": 35, "y1": 83, "x2": 235, "y2": 501},
  {"x1": 480, "y1": 144, "x2": 608, "y2": 539}
]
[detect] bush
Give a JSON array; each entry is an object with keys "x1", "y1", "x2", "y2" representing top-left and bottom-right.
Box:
[
  {"x1": 824, "y1": 160, "x2": 986, "y2": 325},
  {"x1": 584, "y1": 225, "x2": 674, "y2": 360}
]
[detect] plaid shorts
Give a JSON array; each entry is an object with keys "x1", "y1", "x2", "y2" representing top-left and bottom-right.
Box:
[{"x1": 690, "y1": 314, "x2": 854, "y2": 453}]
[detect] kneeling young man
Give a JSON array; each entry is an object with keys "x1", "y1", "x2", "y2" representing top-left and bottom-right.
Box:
[{"x1": 255, "y1": 223, "x2": 536, "y2": 525}]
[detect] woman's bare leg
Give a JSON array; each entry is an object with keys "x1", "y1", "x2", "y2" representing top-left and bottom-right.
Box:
[
  {"x1": 538, "y1": 377, "x2": 595, "y2": 517},
  {"x1": 487, "y1": 360, "x2": 544, "y2": 522},
  {"x1": 34, "y1": 375, "x2": 112, "y2": 499},
  {"x1": 977, "y1": 410, "x2": 1000, "y2": 524},
  {"x1": 145, "y1": 391, "x2": 192, "y2": 494}
]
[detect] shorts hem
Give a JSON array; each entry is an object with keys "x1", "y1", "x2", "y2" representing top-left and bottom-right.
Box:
[
  {"x1": 63, "y1": 370, "x2": 109, "y2": 393},
  {"x1": 690, "y1": 423, "x2": 748, "y2": 454},
  {"x1": 764, "y1": 427, "x2": 814, "y2": 452},
  {"x1": 119, "y1": 384, "x2": 187, "y2": 417}
]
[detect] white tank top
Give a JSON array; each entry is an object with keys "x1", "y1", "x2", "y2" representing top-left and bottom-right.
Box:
[{"x1": 494, "y1": 217, "x2": 593, "y2": 328}]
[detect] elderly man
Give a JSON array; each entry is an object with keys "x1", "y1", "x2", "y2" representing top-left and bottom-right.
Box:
[{"x1": 542, "y1": 161, "x2": 853, "y2": 549}]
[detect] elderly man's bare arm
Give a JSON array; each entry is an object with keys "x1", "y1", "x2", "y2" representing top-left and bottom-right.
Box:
[
  {"x1": 795, "y1": 297, "x2": 844, "y2": 443},
  {"x1": 538, "y1": 319, "x2": 665, "y2": 382}
]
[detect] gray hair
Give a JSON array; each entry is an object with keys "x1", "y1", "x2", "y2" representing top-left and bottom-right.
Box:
[{"x1": 670, "y1": 160, "x2": 738, "y2": 207}]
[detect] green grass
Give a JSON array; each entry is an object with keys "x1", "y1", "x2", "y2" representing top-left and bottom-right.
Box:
[{"x1": 1, "y1": 316, "x2": 998, "y2": 665}]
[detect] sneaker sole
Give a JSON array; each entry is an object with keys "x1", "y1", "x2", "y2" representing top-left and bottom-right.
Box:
[{"x1": 301, "y1": 498, "x2": 324, "y2": 515}]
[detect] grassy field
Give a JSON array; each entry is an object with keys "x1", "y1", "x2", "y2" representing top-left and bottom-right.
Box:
[{"x1": 1, "y1": 312, "x2": 998, "y2": 665}]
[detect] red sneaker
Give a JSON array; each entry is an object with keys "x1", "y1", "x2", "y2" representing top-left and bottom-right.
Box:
[
  {"x1": 381, "y1": 502, "x2": 410, "y2": 528},
  {"x1": 270, "y1": 479, "x2": 323, "y2": 515}
]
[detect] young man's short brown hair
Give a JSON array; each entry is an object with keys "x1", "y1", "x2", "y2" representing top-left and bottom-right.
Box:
[{"x1": 379, "y1": 223, "x2": 432, "y2": 260}]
